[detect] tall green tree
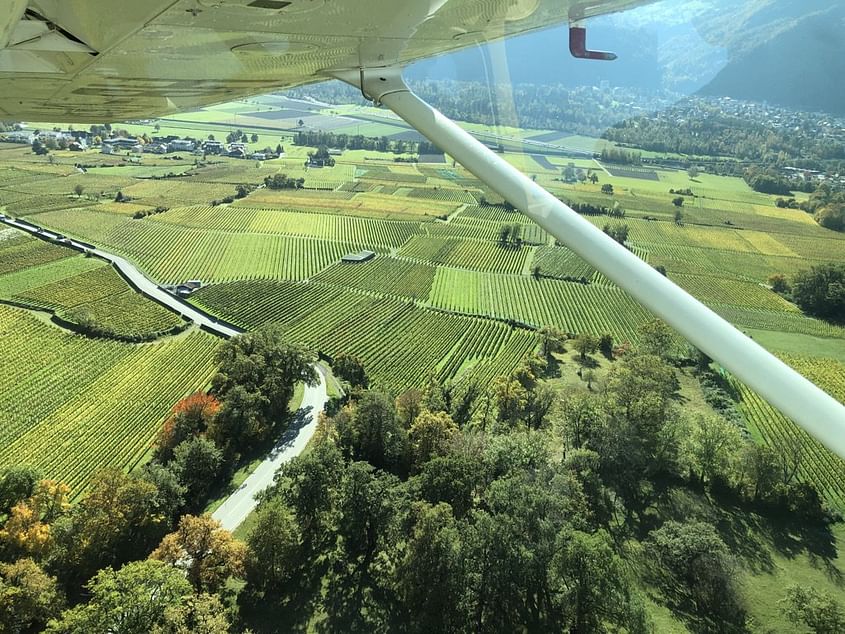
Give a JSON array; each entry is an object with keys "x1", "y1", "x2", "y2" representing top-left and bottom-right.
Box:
[
  {"x1": 397, "y1": 503, "x2": 466, "y2": 634},
  {"x1": 647, "y1": 521, "x2": 745, "y2": 629},
  {"x1": 245, "y1": 498, "x2": 301, "y2": 594},
  {"x1": 44, "y1": 560, "x2": 191, "y2": 634},
  {"x1": 335, "y1": 392, "x2": 408, "y2": 473},
  {"x1": 600, "y1": 354, "x2": 681, "y2": 505},
  {"x1": 572, "y1": 333, "x2": 599, "y2": 361},
  {"x1": 779, "y1": 585, "x2": 845, "y2": 634},
  {"x1": 411, "y1": 451, "x2": 484, "y2": 519},
  {"x1": 266, "y1": 442, "x2": 345, "y2": 557},
  {"x1": 136, "y1": 462, "x2": 186, "y2": 524},
  {"x1": 0, "y1": 466, "x2": 41, "y2": 516},
  {"x1": 155, "y1": 593, "x2": 231, "y2": 634},
  {"x1": 556, "y1": 392, "x2": 606, "y2": 451},
  {"x1": 493, "y1": 376, "x2": 528, "y2": 428},
  {"x1": 792, "y1": 263, "x2": 845, "y2": 322},
  {"x1": 682, "y1": 414, "x2": 743, "y2": 485},
  {"x1": 211, "y1": 325, "x2": 318, "y2": 451},
  {"x1": 0, "y1": 558, "x2": 64, "y2": 634},
  {"x1": 208, "y1": 385, "x2": 265, "y2": 451},
  {"x1": 332, "y1": 353, "x2": 368, "y2": 389},
  {"x1": 409, "y1": 410, "x2": 458, "y2": 467},
  {"x1": 636, "y1": 319, "x2": 682, "y2": 361},
  {"x1": 170, "y1": 437, "x2": 223, "y2": 506},
  {"x1": 320, "y1": 463, "x2": 407, "y2": 633},
  {"x1": 550, "y1": 530, "x2": 648, "y2": 633}
]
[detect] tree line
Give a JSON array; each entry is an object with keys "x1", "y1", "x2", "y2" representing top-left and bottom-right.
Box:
[
  {"x1": 604, "y1": 109, "x2": 845, "y2": 169},
  {"x1": 770, "y1": 263, "x2": 845, "y2": 322},
  {"x1": 285, "y1": 80, "x2": 645, "y2": 138},
  {"x1": 292, "y1": 130, "x2": 442, "y2": 155}
]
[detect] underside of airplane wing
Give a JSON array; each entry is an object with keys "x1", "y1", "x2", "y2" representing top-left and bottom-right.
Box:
[{"x1": 0, "y1": 0, "x2": 652, "y2": 121}]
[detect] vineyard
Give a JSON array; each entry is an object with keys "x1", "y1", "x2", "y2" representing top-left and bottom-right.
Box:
[
  {"x1": 672, "y1": 273, "x2": 799, "y2": 312},
  {"x1": 1, "y1": 194, "x2": 99, "y2": 217},
  {"x1": 0, "y1": 305, "x2": 220, "y2": 497},
  {"x1": 120, "y1": 179, "x2": 236, "y2": 207},
  {"x1": 192, "y1": 279, "x2": 538, "y2": 392},
  {"x1": 312, "y1": 257, "x2": 437, "y2": 300},
  {"x1": 0, "y1": 234, "x2": 75, "y2": 274},
  {"x1": 24, "y1": 212, "x2": 366, "y2": 284},
  {"x1": 734, "y1": 356, "x2": 845, "y2": 511},
  {"x1": 148, "y1": 205, "x2": 420, "y2": 250},
  {"x1": 533, "y1": 245, "x2": 596, "y2": 281},
  {"x1": 428, "y1": 267, "x2": 652, "y2": 341},
  {"x1": 459, "y1": 204, "x2": 538, "y2": 224},
  {"x1": 646, "y1": 245, "x2": 817, "y2": 282},
  {"x1": 405, "y1": 187, "x2": 478, "y2": 204},
  {"x1": 0, "y1": 255, "x2": 103, "y2": 297},
  {"x1": 445, "y1": 216, "x2": 550, "y2": 245},
  {"x1": 25, "y1": 207, "x2": 129, "y2": 243},
  {"x1": 15, "y1": 264, "x2": 130, "y2": 309},
  {"x1": 241, "y1": 188, "x2": 458, "y2": 220},
  {"x1": 0, "y1": 231, "x2": 185, "y2": 339},
  {"x1": 712, "y1": 304, "x2": 845, "y2": 340},
  {"x1": 398, "y1": 235, "x2": 532, "y2": 275}
]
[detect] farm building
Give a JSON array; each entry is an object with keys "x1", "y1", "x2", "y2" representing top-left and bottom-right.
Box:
[{"x1": 341, "y1": 250, "x2": 376, "y2": 263}]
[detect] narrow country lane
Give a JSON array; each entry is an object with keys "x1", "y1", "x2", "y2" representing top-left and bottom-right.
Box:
[{"x1": 212, "y1": 365, "x2": 328, "y2": 531}]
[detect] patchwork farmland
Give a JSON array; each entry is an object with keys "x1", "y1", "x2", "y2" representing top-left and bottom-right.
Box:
[{"x1": 2, "y1": 102, "x2": 845, "y2": 519}]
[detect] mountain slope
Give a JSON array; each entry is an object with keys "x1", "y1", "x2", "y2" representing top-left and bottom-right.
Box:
[{"x1": 696, "y1": 2, "x2": 845, "y2": 113}]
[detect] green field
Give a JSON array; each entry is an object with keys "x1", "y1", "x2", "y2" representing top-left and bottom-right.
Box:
[
  {"x1": 735, "y1": 355, "x2": 845, "y2": 510},
  {"x1": 192, "y1": 279, "x2": 537, "y2": 392},
  {"x1": 0, "y1": 229, "x2": 185, "y2": 339},
  {"x1": 0, "y1": 304, "x2": 219, "y2": 498},
  {"x1": 312, "y1": 257, "x2": 437, "y2": 300},
  {"x1": 429, "y1": 267, "x2": 652, "y2": 340}
]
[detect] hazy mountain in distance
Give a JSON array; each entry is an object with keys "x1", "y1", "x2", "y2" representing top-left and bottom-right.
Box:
[
  {"x1": 693, "y1": 1, "x2": 845, "y2": 113},
  {"x1": 410, "y1": 0, "x2": 845, "y2": 113}
]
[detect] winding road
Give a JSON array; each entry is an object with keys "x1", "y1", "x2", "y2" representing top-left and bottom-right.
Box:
[
  {"x1": 0, "y1": 215, "x2": 239, "y2": 336},
  {"x1": 1, "y1": 214, "x2": 329, "y2": 531},
  {"x1": 212, "y1": 366, "x2": 327, "y2": 531}
]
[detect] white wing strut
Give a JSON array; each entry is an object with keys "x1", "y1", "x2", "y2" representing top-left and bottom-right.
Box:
[{"x1": 330, "y1": 67, "x2": 845, "y2": 460}]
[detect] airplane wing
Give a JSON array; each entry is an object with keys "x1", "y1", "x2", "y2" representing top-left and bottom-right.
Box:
[{"x1": 0, "y1": 0, "x2": 653, "y2": 122}]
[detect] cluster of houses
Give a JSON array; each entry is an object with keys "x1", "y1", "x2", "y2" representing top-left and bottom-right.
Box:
[
  {"x1": 1, "y1": 128, "x2": 89, "y2": 151},
  {"x1": 100, "y1": 137, "x2": 198, "y2": 155},
  {"x1": 0, "y1": 126, "x2": 277, "y2": 161},
  {"x1": 100, "y1": 136, "x2": 272, "y2": 160}
]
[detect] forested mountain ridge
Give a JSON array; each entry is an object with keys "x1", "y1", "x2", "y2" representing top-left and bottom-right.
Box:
[{"x1": 695, "y1": 1, "x2": 845, "y2": 114}]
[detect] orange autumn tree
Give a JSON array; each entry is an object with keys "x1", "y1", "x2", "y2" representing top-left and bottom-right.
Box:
[
  {"x1": 154, "y1": 393, "x2": 220, "y2": 462},
  {"x1": 151, "y1": 514, "x2": 246, "y2": 593},
  {"x1": 0, "y1": 480, "x2": 70, "y2": 560}
]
